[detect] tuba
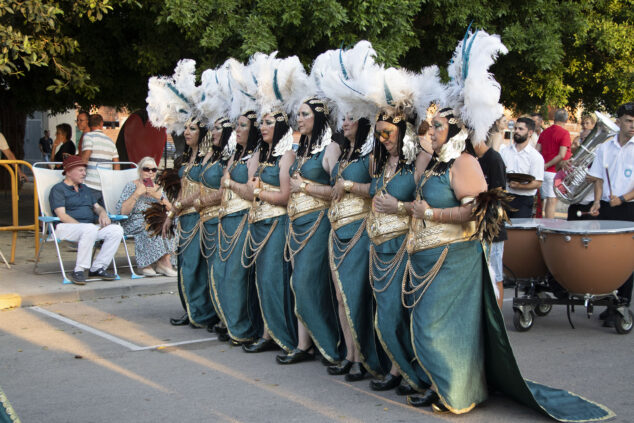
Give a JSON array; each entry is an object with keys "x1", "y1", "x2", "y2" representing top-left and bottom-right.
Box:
[{"x1": 554, "y1": 111, "x2": 619, "y2": 204}]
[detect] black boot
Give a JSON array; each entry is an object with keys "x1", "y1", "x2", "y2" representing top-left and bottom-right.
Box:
[
  {"x1": 369, "y1": 374, "x2": 402, "y2": 391},
  {"x1": 169, "y1": 313, "x2": 189, "y2": 326},
  {"x1": 344, "y1": 362, "x2": 367, "y2": 382},
  {"x1": 242, "y1": 338, "x2": 278, "y2": 353},
  {"x1": 327, "y1": 359, "x2": 353, "y2": 375},
  {"x1": 407, "y1": 390, "x2": 439, "y2": 407},
  {"x1": 275, "y1": 348, "x2": 315, "y2": 365}
]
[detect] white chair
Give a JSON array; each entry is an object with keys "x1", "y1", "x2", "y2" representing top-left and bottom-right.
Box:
[
  {"x1": 97, "y1": 162, "x2": 143, "y2": 279},
  {"x1": 32, "y1": 162, "x2": 119, "y2": 284}
]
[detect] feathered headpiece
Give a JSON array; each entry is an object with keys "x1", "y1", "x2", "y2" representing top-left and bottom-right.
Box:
[
  {"x1": 227, "y1": 58, "x2": 259, "y2": 122},
  {"x1": 254, "y1": 52, "x2": 311, "y2": 125},
  {"x1": 444, "y1": 26, "x2": 508, "y2": 145},
  {"x1": 146, "y1": 59, "x2": 201, "y2": 135},
  {"x1": 198, "y1": 61, "x2": 233, "y2": 126},
  {"x1": 412, "y1": 65, "x2": 447, "y2": 128}
]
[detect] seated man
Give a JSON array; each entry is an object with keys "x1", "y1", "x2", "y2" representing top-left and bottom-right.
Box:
[{"x1": 49, "y1": 155, "x2": 124, "y2": 285}]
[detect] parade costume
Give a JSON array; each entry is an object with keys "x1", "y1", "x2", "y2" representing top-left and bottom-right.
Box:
[
  {"x1": 0, "y1": 385, "x2": 19, "y2": 423},
  {"x1": 404, "y1": 29, "x2": 614, "y2": 420}
]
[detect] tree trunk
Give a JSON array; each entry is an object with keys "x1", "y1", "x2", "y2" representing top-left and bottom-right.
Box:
[{"x1": 0, "y1": 102, "x2": 27, "y2": 190}]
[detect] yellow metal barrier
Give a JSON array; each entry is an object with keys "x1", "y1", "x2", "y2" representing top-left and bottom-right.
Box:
[{"x1": 0, "y1": 160, "x2": 39, "y2": 264}]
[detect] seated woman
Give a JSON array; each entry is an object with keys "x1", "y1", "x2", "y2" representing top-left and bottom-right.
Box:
[{"x1": 116, "y1": 157, "x2": 177, "y2": 277}]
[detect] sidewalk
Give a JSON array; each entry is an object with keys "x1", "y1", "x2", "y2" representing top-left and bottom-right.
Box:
[{"x1": 0, "y1": 181, "x2": 177, "y2": 309}]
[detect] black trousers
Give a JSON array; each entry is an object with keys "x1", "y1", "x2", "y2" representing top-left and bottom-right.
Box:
[
  {"x1": 509, "y1": 195, "x2": 534, "y2": 219},
  {"x1": 599, "y1": 201, "x2": 633, "y2": 305}
]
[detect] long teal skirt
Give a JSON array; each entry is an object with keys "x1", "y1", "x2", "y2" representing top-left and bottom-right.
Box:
[
  {"x1": 410, "y1": 239, "x2": 615, "y2": 420},
  {"x1": 178, "y1": 212, "x2": 218, "y2": 327},
  {"x1": 288, "y1": 210, "x2": 343, "y2": 362},
  {"x1": 0, "y1": 385, "x2": 19, "y2": 423},
  {"x1": 201, "y1": 218, "x2": 221, "y2": 317},
  {"x1": 211, "y1": 213, "x2": 262, "y2": 342},
  {"x1": 370, "y1": 234, "x2": 430, "y2": 390},
  {"x1": 248, "y1": 215, "x2": 297, "y2": 352},
  {"x1": 329, "y1": 219, "x2": 386, "y2": 377}
]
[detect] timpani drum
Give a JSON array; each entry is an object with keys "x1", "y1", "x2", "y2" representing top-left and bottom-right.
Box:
[
  {"x1": 504, "y1": 218, "x2": 559, "y2": 279},
  {"x1": 538, "y1": 220, "x2": 634, "y2": 295}
]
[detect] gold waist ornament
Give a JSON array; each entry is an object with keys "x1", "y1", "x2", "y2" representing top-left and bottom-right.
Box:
[
  {"x1": 367, "y1": 209, "x2": 410, "y2": 245},
  {"x1": 287, "y1": 180, "x2": 330, "y2": 221},
  {"x1": 249, "y1": 183, "x2": 287, "y2": 223},
  {"x1": 219, "y1": 188, "x2": 251, "y2": 218},
  {"x1": 328, "y1": 193, "x2": 371, "y2": 230},
  {"x1": 199, "y1": 185, "x2": 220, "y2": 222},
  {"x1": 406, "y1": 218, "x2": 476, "y2": 254},
  {"x1": 178, "y1": 177, "x2": 200, "y2": 216}
]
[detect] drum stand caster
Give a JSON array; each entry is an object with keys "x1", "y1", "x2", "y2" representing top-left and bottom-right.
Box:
[
  {"x1": 513, "y1": 306, "x2": 535, "y2": 332},
  {"x1": 614, "y1": 307, "x2": 633, "y2": 335}
]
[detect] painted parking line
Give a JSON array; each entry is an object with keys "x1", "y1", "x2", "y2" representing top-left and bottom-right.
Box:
[{"x1": 30, "y1": 306, "x2": 217, "y2": 351}]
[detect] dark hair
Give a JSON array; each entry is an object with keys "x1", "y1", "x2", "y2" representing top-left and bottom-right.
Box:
[
  {"x1": 259, "y1": 112, "x2": 290, "y2": 164},
  {"x1": 339, "y1": 118, "x2": 371, "y2": 163},
  {"x1": 297, "y1": 99, "x2": 329, "y2": 158},
  {"x1": 88, "y1": 114, "x2": 104, "y2": 129},
  {"x1": 233, "y1": 111, "x2": 261, "y2": 162},
  {"x1": 617, "y1": 102, "x2": 634, "y2": 118},
  {"x1": 56, "y1": 123, "x2": 72, "y2": 140},
  {"x1": 530, "y1": 112, "x2": 542, "y2": 119},
  {"x1": 210, "y1": 118, "x2": 233, "y2": 163},
  {"x1": 517, "y1": 116, "x2": 536, "y2": 132},
  {"x1": 417, "y1": 121, "x2": 429, "y2": 136},
  {"x1": 182, "y1": 121, "x2": 209, "y2": 164},
  {"x1": 372, "y1": 118, "x2": 407, "y2": 177},
  {"x1": 425, "y1": 108, "x2": 475, "y2": 173},
  {"x1": 77, "y1": 110, "x2": 89, "y2": 119}
]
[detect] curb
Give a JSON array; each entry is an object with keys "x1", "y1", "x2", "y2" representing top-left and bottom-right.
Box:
[{"x1": 0, "y1": 280, "x2": 177, "y2": 310}]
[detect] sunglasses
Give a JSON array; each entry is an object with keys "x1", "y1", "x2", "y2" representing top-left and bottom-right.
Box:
[
  {"x1": 374, "y1": 129, "x2": 394, "y2": 140},
  {"x1": 142, "y1": 167, "x2": 158, "y2": 173}
]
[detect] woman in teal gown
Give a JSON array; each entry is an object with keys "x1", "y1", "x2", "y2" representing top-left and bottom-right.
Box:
[
  {"x1": 166, "y1": 120, "x2": 219, "y2": 328},
  {"x1": 326, "y1": 116, "x2": 386, "y2": 380},
  {"x1": 366, "y1": 112, "x2": 432, "y2": 395},
  {"x1": 0, "y1": 384, "x2": 19, "y2": 423},
  {"x1": 406, "y1": 108, "x2": 614, "y2": 421},
  {"x1": 240, "y1": 111, "x2": 298, "y2": 354},
  {"x1": 199, "y1": 118, "x2": 233, "y2": 335},
  {"x1": 212, "y1": 111, "x2": 263, "y2": 344},
  {"x1": 277, "y1": 98, "x2": 344, "y2": 365}
]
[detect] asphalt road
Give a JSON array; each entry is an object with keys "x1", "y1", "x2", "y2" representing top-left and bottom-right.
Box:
[{"x1": 0, "y1": 291, "x2": 631, "y2": 422}]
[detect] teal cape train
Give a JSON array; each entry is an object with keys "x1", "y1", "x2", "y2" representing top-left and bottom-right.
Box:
[
  {"x1": 211, "y1": 157, "x2": 262, "y2": 342},
  {"x1": 177, "y1": 162, "x2": 218, "y2": 327},
  {"x1": 244, "y1": 157, "x2": 297, "y2": 352},
  {"x1": 329, "y1": 154, "x2": 387, "y2": 377},
  {"x1": 409, "y1": 166, "x2": 614, "y2": 420},
  {"x1": 199, "y1": 158, "x2": 224, "y2": 317},
  {"x1": 288, "y1": 149, "x2": 343, "y2": 362},
  {"x1": 369, "y1": 164, "x2": 431, "y2": 391},
  {"x1": 0, "y1": 385, "x2": 19, "y2": 423}
]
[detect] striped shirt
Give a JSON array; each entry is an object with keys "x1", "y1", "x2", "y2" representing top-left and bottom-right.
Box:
[{"x1": 82, "y1": 130, "x2": 118, "y2": 190}]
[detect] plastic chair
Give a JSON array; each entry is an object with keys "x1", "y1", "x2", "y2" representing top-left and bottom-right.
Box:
[
  {"x1": 97, "y1": 162, "x2": 143, "y2": 279},
  {"x1": 32, "y1": 162, "x2": 119, "y2": 284}
]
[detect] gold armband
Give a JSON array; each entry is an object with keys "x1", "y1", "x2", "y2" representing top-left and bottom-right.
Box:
[
  {"x1": 300, "y1": 182, "x2": 308, "y2": 193},
  {"x1": 397, "y1": 201, "x2": 406, "y2": 216},
  {"x1": 253, "y1": 188, "x2": 262, "y2": 201},
  {"x1": 424, "y1": 208, "x2": 434, "y2": 221},
  {"x1": 343, "y1": 180, "x2": 354, "y2": 192}
]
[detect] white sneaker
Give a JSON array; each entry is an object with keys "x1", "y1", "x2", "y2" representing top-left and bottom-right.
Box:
[
  {"x1": 141, "y1": 267, "x2": 157, "y2": 277},
  {"x1": 156, "y1": 264, "x2": 177, "y2": 277}
]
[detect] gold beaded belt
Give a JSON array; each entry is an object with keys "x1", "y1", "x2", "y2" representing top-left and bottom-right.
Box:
[
  {"x1": 199, "y1": 185, "x2": 221, "y2": 222},
  {"x1": 328, "y1": 193, "x2": 371, "y2": 230},
  {"x1": 249, "y1": 183, "x2": 287, "y2": 223},
  {"x1": 287, "y1": 180, "x2": 330, "y2": 221},
  {"x1": 219, "y1": 188, "x2": 252, "y2": 218},
  {"x1": 178, "y1": 177, "x2": 199, "y2": 216},
  {"x1": 406, "y1": 218, "x2": 476, "y2": 254},
  {"x1": 366, "y1": 209, "x2": 410, "y2": 245}
]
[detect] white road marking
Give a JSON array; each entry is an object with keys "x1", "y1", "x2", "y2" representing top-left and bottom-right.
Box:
[{"x1": 30, "y1": 306, "x2": 217, "y2": 351}]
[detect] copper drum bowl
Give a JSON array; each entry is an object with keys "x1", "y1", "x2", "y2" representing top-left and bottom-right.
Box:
[
  {"x1": 538, "y1": 220, "x2": 634, "y2": 295},
  {"x1": 503, "y1": 218, "x2": 557, "y2": 279}
]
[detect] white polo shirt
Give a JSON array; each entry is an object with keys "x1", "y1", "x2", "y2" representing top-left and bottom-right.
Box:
[
  {"x1": 500, "y1": 142, "x2": 545, "y2": 196},
  {"x1": 588, "y1": 135, "x2": 634, "y2": 202}
]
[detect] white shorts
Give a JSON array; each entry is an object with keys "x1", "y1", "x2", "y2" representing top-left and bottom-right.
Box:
[{"x1": 541, "y1": 171, "x2": 556, "y2": 198}]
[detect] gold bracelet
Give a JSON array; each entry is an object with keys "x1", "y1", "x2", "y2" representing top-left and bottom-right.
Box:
[
  {"x1": 343, "y1": 180, "x2": 354, "y2": 192},
  {"x1": 167, "y1": 210, "x2": 175, "y2": 219},
  {"x1": 223, "y1": 178, "x2": 231, "y2": 188},
  {"x1": 424, "y1": 207, "x2": 434, "y2": 221},
  {"x1": 173, "y1": 201, "x2": 182, "y2": 210},
  {"x1": 253, "y1": 188, "x2": 262, "y2": 201},
  {"x1": 439, "y1": 208, "x2": 444, "y2": 222},
  {"x1": 397, "y1": 201, "x2": 406, "y2": 216},
  {"x1": 300, "y1": 182, "x2": 308, "y2": 193},
  {"x1": 449, "y1": 208, "x2": 453, "y2": 222}
]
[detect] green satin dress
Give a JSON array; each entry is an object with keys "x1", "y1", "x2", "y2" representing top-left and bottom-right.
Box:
[
  {"x1": 287, "y1": 149, "x2": 343, "y2": 362},
  {"x1": 211, "y1": 158, "x2": 262, "y2": 342},
  {"x1": 329, "y1": 154, "x2": 386, "y2": 377},
  {"x1": 409, "y1": 166, "x2": 614, "y2": 420},
  {"x1": 200, "y1": 158, "x2": 224, "y2": 316},
  {"x1": 177, "y1": 161, "x2": 219, "y2": 327},
  {"x1": 369, "y1": 164, "x2": 430, "y2": 390},
  {"x1": 243, "y1": 158, "x2": 297, "y2": 352},
  {"x1": 0, "y1": 385, "x2": 19, "y2": 423}
]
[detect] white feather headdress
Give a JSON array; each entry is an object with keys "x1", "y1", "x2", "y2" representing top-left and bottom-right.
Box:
[
  {"x1": 444, "y1": 27, "x2": 508, "y2": 145},
  {"x1": 412, "y1": 65, "x2": 447, "y2": 127},
  {"x1": 198, "y1": 60, "x2": 233, "y2": 126},
  {"x1": 146, "y1": 59, "x2": 200, "y2": 135},
  {"x1": 227, "y1": 58, "x2": 259, "y2": 121}
]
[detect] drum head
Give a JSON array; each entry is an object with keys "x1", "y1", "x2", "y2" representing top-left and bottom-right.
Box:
[
  {"x1": 538, "y1": 219, "x2": 634, "y2": 234},
  {"x1": 506, "y1": 218, "x2": 560, "y2": 229}
]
